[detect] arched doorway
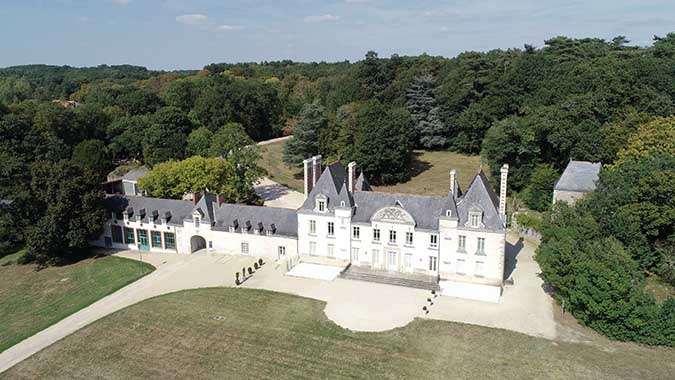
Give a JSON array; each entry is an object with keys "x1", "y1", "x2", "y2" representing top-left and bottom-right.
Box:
[{"x1": 190, "y1": 235, "x2": 207, "y2": 253}]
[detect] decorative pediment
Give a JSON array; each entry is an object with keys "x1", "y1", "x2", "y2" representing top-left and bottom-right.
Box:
[{"x1": 371, "y1": 206, "x2": 415, "y2": 225}]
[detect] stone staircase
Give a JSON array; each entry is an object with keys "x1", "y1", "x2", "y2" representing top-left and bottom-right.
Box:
[{"x1": 340, "y1": 265, "x2": 440, "y2": 291}]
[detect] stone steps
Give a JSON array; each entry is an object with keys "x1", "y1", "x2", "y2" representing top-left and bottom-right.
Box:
[{"x1": 340, "y1": 266, "x2": 440, "y2": 291}]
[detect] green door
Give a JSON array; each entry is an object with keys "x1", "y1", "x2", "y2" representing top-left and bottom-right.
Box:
[{"x1": 137, "y1": 230, "x2": 149, "y2": 251}]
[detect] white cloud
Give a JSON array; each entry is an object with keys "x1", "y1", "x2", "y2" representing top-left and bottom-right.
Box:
[
  {"x1": 176, "y1": 14, "x2": 210, "y2": 26},
  {"x1": 304, "y1": 14, "x2": 340, "y2": 23},
  {"x1": 111, "y1": 0, "x2": 131, "y2": 5},
  {"x1": 217, "y1": 24, "x2": 242, "y2": 31}
]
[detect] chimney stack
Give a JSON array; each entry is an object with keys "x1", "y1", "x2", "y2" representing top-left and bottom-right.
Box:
[
  {"x1": 449, "y1": 169, "x2": 457, "y2": 197},
  {"x1": 347, "y1": 161, "x2": 356, "y2": 192},
  {"x1": 312, "y1": 155, "x2": 322, "y2": 189},
  {"x1": 499, "y1": 164, "x2": 509, "y2": 218},
  {"x1": 303, "y1": 158, "x2": 313, "y2": 199},
  {"x1": 193, "y1": 191, "x2": 202, "y2": 206}
]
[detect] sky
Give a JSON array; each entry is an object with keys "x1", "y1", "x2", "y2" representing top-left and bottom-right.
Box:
[{"x1": 1, "y1": 0, "x2": 674, "y2": 70}]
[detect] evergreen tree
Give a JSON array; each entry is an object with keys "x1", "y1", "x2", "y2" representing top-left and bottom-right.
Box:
[
  {"x1": 406, "y1": 74, "x2": 435, "y2": 145},
  {"x1": 282, "y1": 102, "x2": 325, "y2": 166},
  {"x1": 417, "y1": 107, "x2": 448, "y2": 149}
]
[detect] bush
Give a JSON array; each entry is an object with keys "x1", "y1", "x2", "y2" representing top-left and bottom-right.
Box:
[{"x1": 515, "y1": 212, "x2": 542, "y2": 232}]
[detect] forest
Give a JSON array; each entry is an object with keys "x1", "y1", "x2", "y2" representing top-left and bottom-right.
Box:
[{"x1": 0, "y1": 33, "x2": 674, "y2": 345}]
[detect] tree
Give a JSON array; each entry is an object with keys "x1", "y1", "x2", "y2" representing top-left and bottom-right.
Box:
[
  {"x1": 71, "y1": 139, "x2": 110, "y2": 177},
  {"x1": 187, "y1": 127, "x2": 213, "y2": 157},
  {"x1": 107, "y1": 115, "x2": 150, "y2": 161},
  {"x1": 521, "y1": 164, "x2": 559, "y2": 211},
  {"x1": 614, "y1": 116, "x2": 675, "y2": 166},
  {"x1": 208, "y1": 122, "x2": 253, "y2": 158},
  {"x1": 406, "y1": 74, "x2": 436, "y2": 145},
  {"x1": 283, "y1": 102, "x2": 325, "y2": 166},
  {"x1": 349, "y1": 100, "x2": 415, "y2": 185},
  {"x1": 417, "y1": 107, "x2": 448, "y2": 149},
  {"x1": 141, "y1": 123, "x2": 187, "y2": 167},
  {"x1": 137, "y1": 156, "x2": 261, "y2": 203},
  {"x1": 24, "y1": 160, "x2": 107, "y2": 265},
  {"x1": 151, "y1": 106, "x2": 195, "y2": 135}
]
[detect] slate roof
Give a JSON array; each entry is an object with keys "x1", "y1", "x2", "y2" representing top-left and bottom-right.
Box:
[
  {"x1": 102, "y1": 195, "x2": 194, "y2": 226},
  {"x1": 103, "y1": 194, "x2": 298, "y2": 237},
  {"x1": 352, "y1": 192, "x2": 453, "y2": 230},
  {"x1": 554, "y1": 161, "x2": 601, "y2": 192},
  {"x1": 122, "y1": 167, "x2": 150, "y2": 182},
  {"x1": 211, "y1": 203, "x2": 298, "y2": 237},
  {"x1": 301, "y1": 162, "x2": 504, "y2": 232},
  {"x1": 354, "y1": 172, "x2": 372, "y2": 191},
  {"x1": 455, "y1": 171, "x2": 504, "y2": 231}
]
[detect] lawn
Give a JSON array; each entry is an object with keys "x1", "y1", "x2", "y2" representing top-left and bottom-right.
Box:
[
  {"x1": 3, "y1": 288, "x2": 673, "y2": 380},
  {"x1": 0, "y1": 252, "x2": 154, "y2": 353},
  {"x1": 645, "y1": 275, "x2": 675, "y2": 303},
  {"x1": 258, "y1": 141, "x2": 485, "y2": 197}
]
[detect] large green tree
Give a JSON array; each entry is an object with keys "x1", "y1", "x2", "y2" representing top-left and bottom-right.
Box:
[{"x1": 282, "y1": 101, "x2": 325, "y2": 166}]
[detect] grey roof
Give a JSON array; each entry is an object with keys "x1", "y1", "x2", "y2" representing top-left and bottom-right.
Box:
[
  {"x1": 301, "y1": 161, "x2": 503, "y2": 231},
  {"x1": 102, "y1": 195, "x2": 194, "y2": 226},
  {"x1": 554, "y1": 161, "x2": 601, "y2": 192},
  {"x1": 352, "y1": 192, "x2": 453, "y2": 230},
  {"x1": 300, "y1": 162, "x2": 349, "y2": 212},
  {"x1": 122, "y1": 167, "x2": 150, "y2": 182},
  {"x1": 354, "y1": 172, "x2": 372, "y2": 191},
  {"x1": 0, "y1": 200, "x2": 13, "y2": 207},
  {"x1": 455, "y1": 171, "x2": 504, "y2": 231},
  {"x1": 211, "y1": 203, "x2": 298, "y2": 237}
]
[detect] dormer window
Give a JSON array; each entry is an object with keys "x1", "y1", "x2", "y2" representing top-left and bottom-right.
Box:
[
  {"x1": 446, "y1": 210, "x2": 452, "y2": 217},
  {"x1": 340, "y1": 201, "x2": 345, "y2": 207},
  {"x1": 468, "y1": 209, "x2": 483, "y2": 228},
  {"x1": 318, "y1": 200, "x2": 325, "y2": 212}
]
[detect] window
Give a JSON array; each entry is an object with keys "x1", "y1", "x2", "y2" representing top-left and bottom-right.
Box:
[
  {"x1": 241, "y1": 242, "x2": 249, "y2": 254},
  {"x1": 309, "y1": 242, "x2": 317, "y2": 255},
  {"x1": 352, "y1": 226, "x2": 360, "y2": 239},
  {"x1": 124, "y1": 227, "x2": 135, "y2": 244},
  {"x1": 318, "y1": 200, "x2": 325, "y2": 212},
  {"x1": 405, "y1": 232, "x2": 413, "y2": 245},
  {"x1": 278, "y1": 246, "x2": 286, "y2": 257},
  {"x1": 351, "y1": 247, "x2": 359, "y2": 262},
  {"x1": 456, "y1": 259, "x2": 466, "y2": 275},
  {"x1": 164, "y1": 232, "x2": 175, "y2": 249},
  {"x1": 327, "y1": 222, "x2": 334, "y2": 236},
  {"x1": 404, "y1": 253, "x2": 413, "y2": 268},
  {"x1": 209, "y1": 241, "x2": 213, "y2": 249},
  {"x1": 458, "y1": 235, "x2": 466, "y2": 252},
  {"x1": 372, "y1": 249, "x2": 380, "y2": 265},
  {"x1": 111, "y1": 225, "x2": 123, "y2": 243},
  {"x1": 469, "y1": 210, "x2": 482, "y2": 228},
  {"x1": 151, "y1": 231, "x2": 162, "y2": 248},
  {"x1": 429, "y1": 256, "x2": 438, "y2": 271},
  {"x1": 477, "y1": 237, "x2": 485, "y2": 254},
  {"x1": 327, "y1": 244, "x2": 335, "y2": 258},
  {"x1": 373, "y1": 228, "x2": 380, "y2": 242},
  {"x1": 389, "y1": 230, "x2": 396, "y2": 243},
  {"x1": 446, "y1": 210, "x2": 452, "y2": 217},
  {"x1": 309, "y1": 220, "x2": 316, "y2": 234},
  {"x1": 475, "y1": 261, "x2": 485, "y2": 277},
  {"x1": 194, "y1": 217, "x2": 200, "y2": 228},
  {"x1": 430, "y1": 234, "x2": 438, "y2": 248},
  {"x1": 387, "y1": 251, "x2": 397, "y2": 267}
]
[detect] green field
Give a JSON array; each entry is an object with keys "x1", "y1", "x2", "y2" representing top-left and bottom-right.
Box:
[
  {"x1": 0, "y1": 252, "x2": 154, "y2": 353},
  {"x1": 259, "y1": 141, "x2": 485, "y2": 197},
  {"x1": 3, "y1": 288, "x2": 673, "y2": 380}
]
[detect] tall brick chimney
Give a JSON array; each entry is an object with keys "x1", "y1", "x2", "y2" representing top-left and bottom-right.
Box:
[
  {"x1": 312, "y1": 155, "x2": 322, "y2": 189},
  {"x1": 347, "y1": 161, "x2": 356, "y2": 192},
  {"x1": 303, "y1": 158, "x2": 313, "y2": 199},
  {"x1": 499, "y1": 164, "x2": 509, "y2": 219}
]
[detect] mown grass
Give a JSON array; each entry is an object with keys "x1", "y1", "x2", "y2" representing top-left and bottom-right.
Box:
[
  {"x1": 3, "y1": 288, "x2": 674, "y2": 380},
  {"x1": 0, "y1": 253, "x2": 154, "y2": 353},
  {"x1": 258, "y1": 141, "x2": 485, "y2": 197}
]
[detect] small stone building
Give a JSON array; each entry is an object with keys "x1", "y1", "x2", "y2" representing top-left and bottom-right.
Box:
[{"x1": 553, "y1": 161, "x2": 601, "y2": 205}]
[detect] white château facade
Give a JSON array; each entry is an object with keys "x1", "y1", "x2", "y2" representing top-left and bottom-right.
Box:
[{"x1": 93, "y1": 157, "x2": 509, "y2": 302}]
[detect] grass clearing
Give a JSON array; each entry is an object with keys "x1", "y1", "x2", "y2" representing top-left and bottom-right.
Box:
[
  {"x1": 645, "y1": 275, "x2": 675, "y2": 303},
  {"x1": 0, "y1": 254, "x2": 154, "y2": 353},
  {"x1": 3, "y1": 287, "x2": 673, "y2": 380},
  {"x1": 258, "y1": 141, "x2": 485, "y2": 197}
]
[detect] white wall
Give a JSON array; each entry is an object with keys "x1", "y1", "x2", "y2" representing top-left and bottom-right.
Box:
[{"x1": 438, "y1": 225, "x2": 505, "y2": 286}]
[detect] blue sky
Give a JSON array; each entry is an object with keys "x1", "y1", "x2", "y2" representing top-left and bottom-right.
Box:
[{"x1": 1, "y1": 0, "x2": 674, "y2": 70}]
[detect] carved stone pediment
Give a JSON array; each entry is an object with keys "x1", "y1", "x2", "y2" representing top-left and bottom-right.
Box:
[{"x1": 371, "y1": 206, "x2": 415, "y2": 225}]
